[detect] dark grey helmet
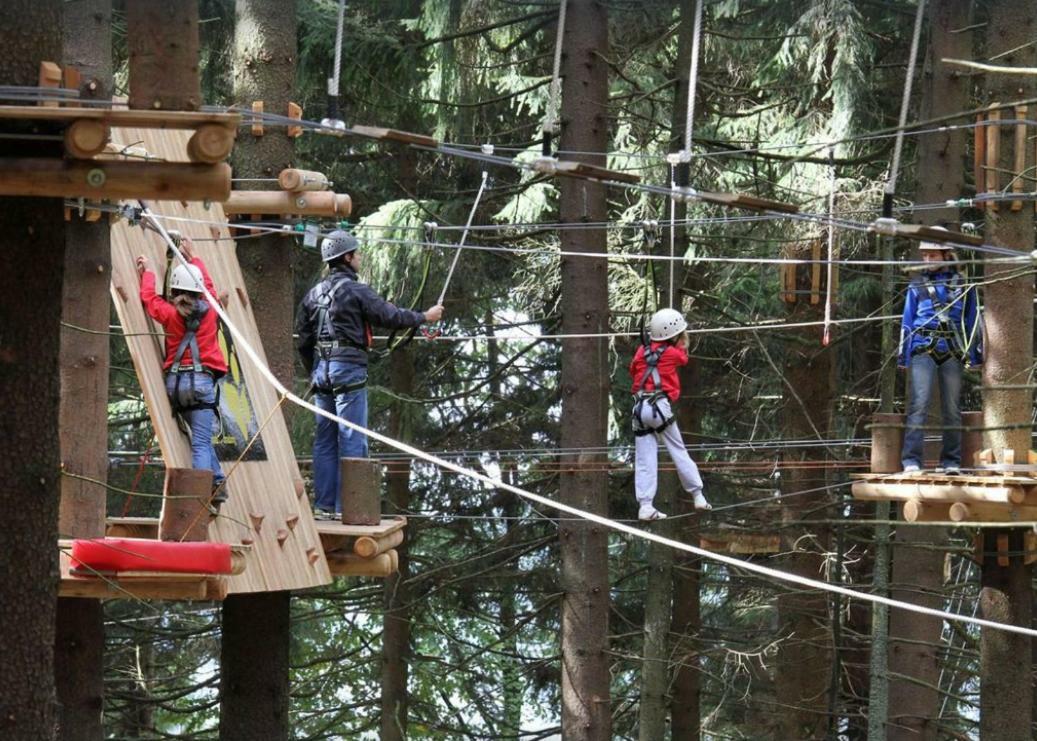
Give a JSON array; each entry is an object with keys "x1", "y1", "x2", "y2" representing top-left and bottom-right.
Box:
[{"x1": 321, "y1": 229, "x2": 359, "y2": 263}]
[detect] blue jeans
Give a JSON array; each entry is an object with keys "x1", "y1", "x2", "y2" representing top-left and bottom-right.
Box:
[
  {"x1": 311, "y1": 359, "x2": 368, "y2": 512},
  {"x1": 165, "y1": 371, "x2": 225, "y2": 492},
  {"x1": 902, "y1": 353, "x2": 962, "y2": 469}
]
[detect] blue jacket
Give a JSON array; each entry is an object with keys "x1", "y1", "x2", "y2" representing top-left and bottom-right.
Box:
[
  {"x1": 898, "y1": 268, "x2": 983, "y2": 367},
  {"x1": 296, "y1": 265, "x2": 426, "y2": 372}
]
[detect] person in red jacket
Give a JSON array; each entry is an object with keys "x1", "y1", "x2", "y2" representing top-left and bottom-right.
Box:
[
  {"x1": 629, "y1": 308, "x2": 710, "y2": 520},
  {"x1": 137, "y1": 235, "x2": 228, "y2": 505}
]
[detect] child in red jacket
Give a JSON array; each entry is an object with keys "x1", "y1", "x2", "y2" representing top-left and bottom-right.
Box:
[
  {"x1": 630, "y1": 308, "x2": 710, "y2": 520},
  {"x1": 137, "y1": 236, "x2": 228, "y2": 504}
]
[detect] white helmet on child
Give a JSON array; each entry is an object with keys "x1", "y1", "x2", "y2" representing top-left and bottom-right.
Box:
[
  {"x1": 648, "y1": 308, "x2": 687, "y2": 341},
  {"x1": 919, "y1": 225, "x2": 952, "y2": 253},
  {"x1": 169, "y1": 263, "x2": 205, "y2": 293}
]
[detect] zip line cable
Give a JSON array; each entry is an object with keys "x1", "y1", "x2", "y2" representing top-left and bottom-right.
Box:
[{"x1": 140, "y1": 210, "x2": 1037, "y2": 640}]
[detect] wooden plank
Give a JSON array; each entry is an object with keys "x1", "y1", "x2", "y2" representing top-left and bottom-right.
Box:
[
  {"x1": 695, "y1": 189, "x2": 800, "y2": 214},
  {"x1": 251, "y1": 101, "x2": 264, "y2": 137},
  {"x1": 699, "y1": 531, "x2": 780, "y2": 554},
  {"x1": 0, "y1": 158, "x2": 231, "y2": 201},
  {"x1": 222, "y1": 190, "x2": 351, "y2": 217},
  {"x1": 985, "y1": 105, "x2": 1000, "y2": 211},
  {"x1": 810, "y1": 240, "x2": 821, "y2": 305},
  {"x1": 351, "y1": 124, "x2": 438, "y2": 148},
  {"x1": 0, "y1": 105, "x2": 238, "y2": 129},
  {"x1": 851, "y1": 480, "x2": 1021, "y2": 504},
  {"x1": 286, "y1": 102, "x2": 302, "y2": 138},
  {"x1": 315, "y1": 517, "x2": 407, "y2": 553},
  {"x1": 974, "y1": 112, "x2": 986, "y2": 202},
  {"x1": 109, "y1": 125, "x2": 332, "y2": 594},
  {"x1": 997, "y1": 533, "x2": 1010, "y2": 566},
  {"x1": 551, "y1": 160, "x2": 642, "y2": 185},
  {"x1": 38, "y1": 61, "x2": 62, "y2": 107},
  {"x1": 1012, "y1": 105, "x2": 1027, "y2": 210},
  {"x1": 877, "y1": 222, "x2": 984, "y2": 247}
]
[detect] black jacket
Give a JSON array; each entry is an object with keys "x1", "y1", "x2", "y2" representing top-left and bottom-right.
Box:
[{"x1": 296, "y1": 265, "x2": 425, "y2": 371}]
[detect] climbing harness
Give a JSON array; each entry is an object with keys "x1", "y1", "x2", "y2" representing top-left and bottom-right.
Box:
[
  {"x1": 911, "y1": 272, "x2": 979, "y2": 364},
  {"x1": 309, "y1": 274, "x2": 370, "y2": 391},
  {"x1": 631, "y1": 343, "x2": 676, "y2": 438},
  {"x1": 167, "y1": 300, "x2": 221, "y2": 414}
]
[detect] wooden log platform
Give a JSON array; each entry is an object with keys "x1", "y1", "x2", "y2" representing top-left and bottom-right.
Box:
[
  {"x1": 58, "y1": 539, "x2": 248, "y2": 600},
  {"x1": 851, "y1": 472, "x2": 1037, "y2": 523},
  {"x1": 315, "y1": 516, "x2": 407, "y2": 556},
  {"x1": 700, "y1": 530, "x2": 780, "y2": 555},
  {"x1": 0, "y1": 104, "x2": 238, "y2": 130}
]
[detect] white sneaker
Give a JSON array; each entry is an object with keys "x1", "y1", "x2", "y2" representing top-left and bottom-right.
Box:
[
  {"x1": 692, "y1": 491, "x2": 712, "y2": 511},
  {"x1": 638, "y1": 505, "x2": 667, "y2": 521},
  {"x1": 902, "y1": 463, "x2": 922, "y2": 474}
]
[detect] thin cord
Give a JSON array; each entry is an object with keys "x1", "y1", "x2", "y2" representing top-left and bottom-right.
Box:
[
  {"x1": 437, "y1": 170, "x2": 489, "y2": 305},
  {"x1": 823, "y1": 148, "x2": 836, "y2": 346},
  {"x1": 543, "y1": 0, "x2": 568, "y2": 139},
  {"x1": 884, "y1": 0, "x2": 927, "y2": 199},
  {"x1": 683, "y1": 0, "x2": 705, "y2": 156}
]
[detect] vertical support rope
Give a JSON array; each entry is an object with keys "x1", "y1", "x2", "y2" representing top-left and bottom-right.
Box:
[
  {"x1": 683, "y1": 0, "x2": 705, "y2": 156},
  {"x1": 328, "y1": 0, "x2": 346, "y2": 97},
  {"x1": 438, "y1": 171, "x2": 490, "y2": 305},
  {"x1": 668, "y1": 162, "x2": 676, "y2": 305},
  {"x1": 543, "y1": 0, "x2": 569, "y2": 142},
  {"x1": 823, "y1": 148, "x2": 836, "y2": 346},
  {"x1": 884, "y1": 0, "x2": 927, "y2": 206}
]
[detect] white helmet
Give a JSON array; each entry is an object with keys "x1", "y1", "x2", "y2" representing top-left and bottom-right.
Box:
[
  {"x1": 919, "y1": 225, "x2": 951, "y2": 252},
  {"x1": 169, "y1": 263, "x2": 204, "y2": 293},
  {"x1": 648, "y1": 308, "x2": 687, "y2": 341}
]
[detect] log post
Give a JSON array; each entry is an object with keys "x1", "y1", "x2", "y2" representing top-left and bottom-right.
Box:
[
  {"x1": 962, "y1": 410, "x2": 983, "y2": 469},
  {"x1": 870, "y1": 412, "x2": 904, "y2": 473},
  {"x1": 159, "y1": 467, "x2": 212, "y2": 542},
  {"x1": 63, "y1": 119, "x2": 110, "y2": 159},
  {"x1": 186, "y1": 123, "x2": 235, "y2": 163},
  {"x1": 277, "y1": 168, "x2": 330, "y2": 191},
  {"x1": 339, "y1": 457, "x2": 382, "y2": 526}
]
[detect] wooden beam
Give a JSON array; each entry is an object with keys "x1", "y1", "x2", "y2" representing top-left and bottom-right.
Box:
[
  {"x1": 222, "y1": 190, "x2": 351, "y2": 217},
  {"x1": 251, "y1": 101, "x2": 264, "y2": 137},
  {"x1": 985, "y1": 104, "x2": 1000, "y2": 211},
  {"x1": 278, "y1": 168, "x2": 330, "y2": 192},
  {"x1": 125, "y1": 1, "x2": 201, "y2": 111},
  {"x1": 851, "y1": 480, "x2": 1023, "y2": 504},
  {"x1": 1012, "y1": 105, "x2": 1027, "y2": 211},
  {"x1": 326, "y1": 549, "x2": 398, "y2": 578},
  {"x1": 351, "y1": 124, "x2": 438, "y2": 148},
  {"x1": 0, "y1": 105, "x2": 238, "y2": 130},
  {"x1": 974, "y1": 113, "x2": 986, "y2": 201},
  {"x1": 314, "y1": 516, "x2": 407, "y2": 554},
  {"x1": 186, "y1": 123, "x2": 236, "y2": 164},
  {"x1": 286, "y1": 102, "x2": 302, "y2": 138},
  {"x1": 694, "y1": 189, "x2": 800, "y2": 214},
  {"x1": 810, "y1": 240, "x2": 821, "y2": 305},
  {"x1": 353, "y1": 528, "x2": 404, "y2": 558},
  {"x1": 0, "y1": 158, "x2": 231, "y2": 202},
  {"x1": 64, "y1": 119, "x2": 110, "y2": 159},
  {"x1": 869, "y1": 221, "x2": 985, "y2": 246},
  {"x1": 551, "y1": 160, "x2": 642, "y2": 185}
]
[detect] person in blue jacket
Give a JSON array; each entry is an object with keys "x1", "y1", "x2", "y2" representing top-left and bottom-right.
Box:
[
  {"x1": 898, "y1": 232, "x2": 983, "y2": 474},
  {"x1": 296, "y1": 231, "x2": 444, "y2": 518}
]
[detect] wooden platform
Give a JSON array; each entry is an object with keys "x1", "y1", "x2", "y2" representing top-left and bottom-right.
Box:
[
  {"x1": 108, "y1": 125, "x2": 332, "y2": 594},
  {"x1": 851, "y1": 472, "x2": 1037, "y2": 522},
  {"x1": 700, "y1": 529, "x2": 781, "y2": 555},
  {"x1": 58, "y1": 539, "x2": 248, "y2": 601},
  {"x1": 0, "y1": 104, "x2": 238, "y2": 130},
  {"x1": 105, "y1": 516, "x2": 406, "y2": 579}
]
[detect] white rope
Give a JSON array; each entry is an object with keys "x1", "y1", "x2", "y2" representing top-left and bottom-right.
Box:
[
  {"x1": 668, "y1": 162, "x2": 677, "y2": 305},
  {"x1": 328, "y1": 0, "x2": 346, "y2": 97},
  {"x1": 823, "y1": 149, "x2": 836, "y2": 346},
  {"x1": 683, "y1": 0, "x2": 705, "y2": 156},
  {"x1": 884, "y1": 0, "x2": 927, "y2": 197},
  {"x1": 140, "y1": 206, "x2": 1037, "y2": 640},
  {"x1": 437, "y1": 170, "x2": 489, "y2": 305},
  {"x1": 544, "y1": 0, "x2": 569, "y2": 138}
]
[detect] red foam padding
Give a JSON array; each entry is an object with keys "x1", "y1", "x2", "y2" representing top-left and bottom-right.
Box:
[{"x1": 70, "y1": 538, "x2": 232, "y2": 576}]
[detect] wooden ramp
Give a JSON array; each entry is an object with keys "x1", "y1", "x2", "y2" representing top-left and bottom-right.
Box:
[
  {"x1": 851, "y1": 472, "x2": 1037, "y2": 523},
  {"x1": 108, "y1": 124, "x2": 333, "y2": 594}
]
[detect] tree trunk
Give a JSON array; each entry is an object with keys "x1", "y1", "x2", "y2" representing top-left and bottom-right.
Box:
[
  {"x1": 381, "y1": 347, "x2": 415, "y2": 741},
  {"x1": 219, "y1": 4, "x2": 298, "y2": 737},
  {"x1": 219, "y1": 592, "x2": 291, "y2": 739},
  {"x1": 0, "y1": 4, "x2": 63, "y2": 738},
  {"x1": 979, "y1": 3, "x2": 1036, "y2": 738},
  {"x1": 231, "y1": 0, "x2": 297, "y2": 389},
  {"x1": 557, "y1": 1, "x2": 612, "y2": 738},
  {"x1": 55, "y1": 3, "x2": 112, "y2": 737},
  {"x1": 774, "y1": 303, "x2": 834, "y2": 740},
  {"x1": 886, "y1": 2, "x2": 970, "y2": 738}
]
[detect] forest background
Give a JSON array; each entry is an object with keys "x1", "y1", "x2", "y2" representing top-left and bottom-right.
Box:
[{"x1": 43, "y1": 0, "x2": 1037, "y2": 739}]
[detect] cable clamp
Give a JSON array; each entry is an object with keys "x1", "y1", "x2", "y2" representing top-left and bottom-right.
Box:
[
  {"x1": 869, "y1": 217, "x2": 900, "y2": 237},
  {"x1": 532, "y1": 156, "x2": 558, "y2": 175}
]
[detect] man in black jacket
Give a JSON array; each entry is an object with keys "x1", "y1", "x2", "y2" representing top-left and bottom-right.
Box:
[{"x1": 296, "y1": 230, "x2": 444, "y2": 517}]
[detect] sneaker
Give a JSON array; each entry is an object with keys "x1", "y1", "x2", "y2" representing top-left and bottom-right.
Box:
[
  {"x1": 313, "y1": 508, "x2": 339, "y2": 521},
  {"x1": 692, "y1": 491, "x2": 712, "y2": 511},
  {"x1": 943, "y1": 464, "x2": 961, "y2": 475},
  {"x1": 638, "y1": 505, "x2": 667, "y2": 521},
  {"x1": 902, "y1": 463, "x2": 922, "y2": 474}
]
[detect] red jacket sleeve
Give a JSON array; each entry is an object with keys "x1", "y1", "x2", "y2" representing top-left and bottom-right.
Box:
[{"x1": 139, "y1": 270, "x2": 178, "y2": 326}]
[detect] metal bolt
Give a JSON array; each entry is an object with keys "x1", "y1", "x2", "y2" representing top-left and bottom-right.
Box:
[{"x1": 86, "y1": 168, "x2": 106, "y2": 187}]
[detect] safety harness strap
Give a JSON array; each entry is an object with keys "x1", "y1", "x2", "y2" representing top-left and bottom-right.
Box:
[
  {"x1": 921, "y1": 275, "x2": 968, "y2": 360},
  {"x1": 313, "y1": 377, "x2": 368, "y2": 396},
  {"x1": 631, "y1": 345, "x2": 675, "y2": 436}
]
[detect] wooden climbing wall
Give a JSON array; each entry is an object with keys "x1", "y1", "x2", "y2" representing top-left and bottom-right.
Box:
[{"x1": 108, "y1": 125, "x2": 332, "y2": 594}]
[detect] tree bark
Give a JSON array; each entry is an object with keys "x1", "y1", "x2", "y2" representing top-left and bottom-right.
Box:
[
  {"x1": 774, "y1": 302, "x2": 834, "y2": 740},
  {"x1": 557, "y1": 2, "x2": 612, "y2": 738},
  {"x1": 55, "y1": 3, "x2": 112, "y2": 737},
  {"x1": 219, "y1": 3, "x2": 298, "y2": 737},
  {"x1": 381, "y1": 347, "x2": 415, "y2": 741},
  {"x1": 979, "y1": 3, "x2": 1036, "y2": 738},
  {"x1": 0, "y1": 4, "x2": 63, "y2": 739}
]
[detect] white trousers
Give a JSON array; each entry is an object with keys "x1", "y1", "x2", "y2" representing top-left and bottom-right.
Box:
[{"x1": 634, "y1": 396, "x2": 703, "y2": 507}]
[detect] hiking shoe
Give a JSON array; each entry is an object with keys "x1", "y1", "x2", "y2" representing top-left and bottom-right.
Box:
[
  {"x1": 313, "y1": 508, "x2": 339, "y2": 521},
  {"x1": 943, "y1": 464, "x2": 961, "y2": 475},
  {"x1": 692, "y1": 491, "x2": 712, "y2": 511},
  {"x1": 902, "y1": 463, "x2": 922, "y2": 474},
  {"x1": 638, "y1": 505, "x2": 667, "y2": 521}
]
